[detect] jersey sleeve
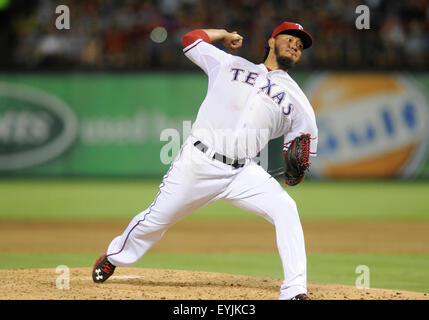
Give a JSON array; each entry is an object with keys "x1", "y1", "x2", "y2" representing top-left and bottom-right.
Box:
[
  {"x1": 283, "y1": 102, "x2": 318, "y2": 157},
  {"x1": 182, "y1": 30, "x2": 232, "y2": 76}
]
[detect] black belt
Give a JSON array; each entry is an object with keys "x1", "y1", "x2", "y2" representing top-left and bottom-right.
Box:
[{"x1": 193, "y1": 141, "x2": 245, "y2": 169}]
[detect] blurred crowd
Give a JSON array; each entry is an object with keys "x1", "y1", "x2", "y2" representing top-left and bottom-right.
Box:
[{"x1": 1, "y1": 0, "x2": 428, "y2": 71}]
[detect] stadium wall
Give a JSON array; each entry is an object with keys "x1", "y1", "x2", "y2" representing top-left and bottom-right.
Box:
[{"x1": 0, "y1": 72, "x2": 428, "y2": 179}]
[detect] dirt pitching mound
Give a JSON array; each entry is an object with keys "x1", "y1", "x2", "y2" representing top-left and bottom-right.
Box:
[{"x1": 0, "y1": 268, "x2": 427, "y2": 300}]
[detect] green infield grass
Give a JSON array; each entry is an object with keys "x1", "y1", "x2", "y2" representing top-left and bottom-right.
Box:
[
  {"x1": 1, "y1": 179, "x2": 428, "y2": 294},
  {"x1": 1, "y1": 179, "x2": 428, "y2": 221}
]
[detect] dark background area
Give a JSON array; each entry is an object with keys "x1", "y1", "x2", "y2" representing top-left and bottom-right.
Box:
[{"x1": 0, "y1": 0, "x2": 427, "y2": 72}]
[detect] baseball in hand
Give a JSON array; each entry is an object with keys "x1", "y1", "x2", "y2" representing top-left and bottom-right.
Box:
[{"x1": 224, "y1": 31, "x2": 243, "y2": 50}]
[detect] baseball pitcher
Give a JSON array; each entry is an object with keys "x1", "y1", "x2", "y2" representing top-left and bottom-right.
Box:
[{"x1": 92, "y1": 21, "x2": 318, "y2": 300}]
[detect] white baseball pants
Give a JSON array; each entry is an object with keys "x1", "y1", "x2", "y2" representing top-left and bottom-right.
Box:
[{"x1": 106, "y1": 136, "x2": 307, "y2": 299}]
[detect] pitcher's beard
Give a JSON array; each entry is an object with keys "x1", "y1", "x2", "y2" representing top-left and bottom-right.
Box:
[
  {"x1": 276, "y1": 56, "x2": 295, "y2": 71},
  {"x1": 274, "y1": 46, "x2": 296, "y2": 71}
]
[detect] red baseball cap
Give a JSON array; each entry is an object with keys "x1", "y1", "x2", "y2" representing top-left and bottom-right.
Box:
[{"x1": 271, "y1": 21, "x2": 313, "y2": 49}]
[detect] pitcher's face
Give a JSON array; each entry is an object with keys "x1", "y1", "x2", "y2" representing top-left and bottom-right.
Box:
[{"x1": 273, "y1": 34, "x2": 303, "y2": 64}]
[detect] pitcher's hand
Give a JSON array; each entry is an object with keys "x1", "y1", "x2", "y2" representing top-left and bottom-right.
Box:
[{"x1": 222, "y1": 31, "x2": 243, "y2": 50}]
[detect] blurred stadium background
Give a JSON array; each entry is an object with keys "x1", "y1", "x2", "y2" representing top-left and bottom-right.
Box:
[
  {"x1": 0, "y1": 0, "x2": 429, "y2": 296},
  {"x1": 0, "y1": 0, "x2": 428, "y2": 179},
  {"x1": 1, "y1": 0, "x2": 428, "y2": 71}
]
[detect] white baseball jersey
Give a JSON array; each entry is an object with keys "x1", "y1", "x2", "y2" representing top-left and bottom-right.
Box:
[
  {"x1": 104, "y1": 31, "x2": 318, "y2": 300},
  {"x1": 183, "y1": 38, "x2": 318, "y2": 160}
]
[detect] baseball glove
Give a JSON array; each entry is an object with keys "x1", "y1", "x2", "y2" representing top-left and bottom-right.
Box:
[{"x1": 283, "y1": 134, "x2": 311, "y2": 186}]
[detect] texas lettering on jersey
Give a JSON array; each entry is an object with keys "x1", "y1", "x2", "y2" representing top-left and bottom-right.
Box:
[
  {"x1": 182, "y1": 34, "x2": 318, "y2": 159},
  {"x1": 230, "y1": 68, "x2": 287, "y2": 107}
]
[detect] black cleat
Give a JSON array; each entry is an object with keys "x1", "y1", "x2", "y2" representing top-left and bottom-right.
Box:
[
  {"x1": 92, "y1": 254, "x2": 116, "y2": 283},
  {"x1": 291, "y1": 293, "x2": 311, "y2": 300}
]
